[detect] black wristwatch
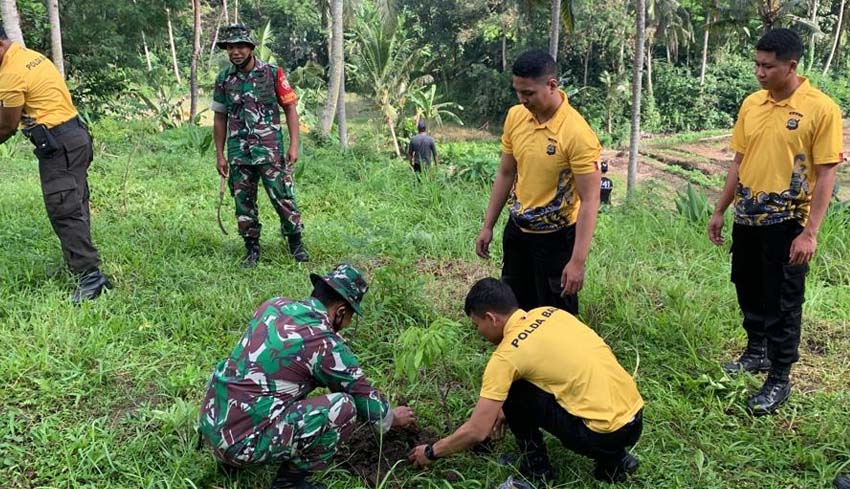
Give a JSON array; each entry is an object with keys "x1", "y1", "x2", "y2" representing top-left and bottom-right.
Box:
[{"x1": 424, "y1": 444, "x2": 439, "y2": 461}]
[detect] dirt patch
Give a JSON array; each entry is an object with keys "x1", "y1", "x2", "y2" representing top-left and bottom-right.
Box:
[
  {"x1": 338, "y1": 423, "x2": 437, "y2": 487},
  {"x1": 416, "y1": 258, "x2": 500, "y2": 314}
]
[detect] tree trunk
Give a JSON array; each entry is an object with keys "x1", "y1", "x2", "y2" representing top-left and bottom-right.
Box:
[
  {"x1": 190, "y1": 0, "x2": 202, "y2": 120},
  {"x1": 208, "y1": 9, "x2": 223, "y2": 70},
  {"x1": 627, "y1": 0, "x2": 646, "y2": 198},
  {"x1": 46, "y1": 0, "x2": 65, "y2": 78},
  {"x1": 699, "y1": 14, "x2": 710, "y2": 86},
  {"x1": 549, "y1": 0, "x2": 561, "y2": 61},
  {"x1": 167, "y1": 7, "x2": 183, "y2": 84},
  {"x1": 142, "y1": 31, "x2": 153, "y2": 71},
  {"x1": 583, "y1": 42, "x2": 592, "y2": 86},
  {"x1": 223, "y1": 0, "x2": 229, "y2": 23},
  {"x1": 234, "y1": 0, "x2": 239, "y2": 24},
  {"x1": 337, "y1": 65, "x2": 348, "y2": 148},
  {"x1": 501, "y1": 34, "x2": 507, "y2": 71},
  {"x1": 823, "y1": 0, "x2": 846, "y2": 75},
  {"x1": 645, "y1": 35, "x2": 653, "y2": 100},
  {"x1": 320, "y1": 0, "x2": 343, "y2": 137},
  {"x1": 808, "y1": 0, "x2": 820, "y2": 70},
  {"x1": 1, "y1": 0, "x2": 26, "y2": 46},
  {"x1": 387, "y1": 114, "x2": 401, "y2": 158}
]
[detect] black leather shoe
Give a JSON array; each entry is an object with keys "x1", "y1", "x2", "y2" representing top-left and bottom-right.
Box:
[
  {"x1": 747, "y1": 377, "x2": 792, "y2": 416},
  {"x1": 287, "y1": 234, "x2": 310, "y2": 262},
  {"x1": 71, "y1": 269, "x2": 112, "y2": 305},
  {"x1": 242, "y1": 239, "x2": 261, "y2": 268},
  {"x1": 834, "y1": 474, "x2": 850, "y2": 489},
  {"x1": 593, "y1": 453, "x2": 639, "y2": 483},
  {"x1": 724, "y1": 344, "x2": 771, "y2": 374},
  {"x1": 498, "y1": 451, "x2": 554, "y2": 482}
]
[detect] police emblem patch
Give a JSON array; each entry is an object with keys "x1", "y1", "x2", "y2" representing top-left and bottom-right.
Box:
[
  {"x1": 546, "y1": 144, "x2": 556, "y2": 155},
  {"x1": 786, "y1": 118, "x2": 799, "y2": 130}
]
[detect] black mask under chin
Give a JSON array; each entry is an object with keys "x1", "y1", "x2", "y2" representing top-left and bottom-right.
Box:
[{"x1": 232, "y1": 55, "x2": 253, "y2": 70}]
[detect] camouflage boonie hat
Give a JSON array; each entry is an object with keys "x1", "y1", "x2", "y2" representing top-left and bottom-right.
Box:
[
  {"x1": 216, "y1": 24, "x2": 256, "y2": 49},
  {"x1": 310, "y1": 264, "x2": 369, "y2": 316}
]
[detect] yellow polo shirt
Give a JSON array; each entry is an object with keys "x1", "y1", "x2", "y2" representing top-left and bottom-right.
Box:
[
  {"x1": 730, "y1": 77, "x2": 844, "y2": 226},
  {"x1": 0, "y1": 42, "x2": 77, "y2": 128},
  {"x1": 480, "y1": 307, "x2": 644, "y2": 434},
  {"x1": 501, "y1": 91, "x2": 601, "y2": 232}
]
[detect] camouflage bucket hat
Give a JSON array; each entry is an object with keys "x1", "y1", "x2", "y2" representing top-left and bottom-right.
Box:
[
  {"x1": 216, "y1": 24, "x2": 256, "y2": 49},
  {"x1": 310, "y1": 264, "x2": 369, "y2": 316}
]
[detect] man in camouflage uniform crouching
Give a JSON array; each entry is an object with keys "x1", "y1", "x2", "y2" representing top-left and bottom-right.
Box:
[
  {"x1": 212, "y1": 24, "x2": 309, "y2": 266},
  {"x1": 198, "y1": 264, "x2": 416, "y2": 489}
]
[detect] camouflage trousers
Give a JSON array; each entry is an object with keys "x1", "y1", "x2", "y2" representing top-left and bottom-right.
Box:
[
  {"x1": 212, "y1": 392, "x2": 357, "y2": 473},
  {"x1": 228, "y1": 161, "x2": 303, "y2": 239}
]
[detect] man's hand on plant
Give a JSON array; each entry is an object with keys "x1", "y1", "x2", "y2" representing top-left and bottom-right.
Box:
[
  {"x1": 392, "y1": 406, "x2": 416, "y2": 428},
  {"x1": 408, "y1": 444, "x2": 433, "y2": 468}
]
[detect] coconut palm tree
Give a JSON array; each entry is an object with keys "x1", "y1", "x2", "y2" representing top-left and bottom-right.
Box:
[
  {"x1": 1, "y1": 0, "x2": 25, "y2": 46},
  {"x1": 353, "y1": 15, "x2": 428, "y2": 157}
]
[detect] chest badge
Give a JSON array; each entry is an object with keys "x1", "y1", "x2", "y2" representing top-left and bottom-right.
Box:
[
  {"x1": 546, "y1": 139, "x2": 557, "y2": 155},
  {"x1": 786, "y1": 118, "x2": 800, "y2": 130}
]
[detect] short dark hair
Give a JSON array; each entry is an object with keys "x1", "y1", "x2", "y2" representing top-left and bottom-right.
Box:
[
  {"x1": 0, "y1": 25, "x2": 7, "y2": 40},
  {"x1": 512, "y1": 49, "x2": 558, "y2": 80},
  {"x1": 464, "y1": 278, "x2": 519, "y2": 317},
  {"x1": 756, "y1": 28, "x2": 803, "y2": 61},
  {"x1": 311, "y1": 279, "x2": 348, "y2": 311},
  {"x1": 417, "y1": 120, "x2": 427, "y2": 132}
]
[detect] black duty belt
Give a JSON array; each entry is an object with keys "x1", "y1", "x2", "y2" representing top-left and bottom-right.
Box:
[{"x1": 48, "y1": 116, "x2": 87, "y2": 137}]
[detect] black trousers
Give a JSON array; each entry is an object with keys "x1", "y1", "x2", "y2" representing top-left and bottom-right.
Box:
[
  {"x1": 35, "y1": 119, "x2": 101, "y2": 274},
  {"x1": 502, "y1": 380, "x2": 643, "y2": 467},
  {"x1": 501, "y1": 218, "x2": 578, "y2": 315},
  {"x1": 731, "y1": 221, "x2": 807, "y2": 365}
]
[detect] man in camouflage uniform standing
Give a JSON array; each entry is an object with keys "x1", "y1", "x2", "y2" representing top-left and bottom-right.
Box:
[
  {"x1": 198, "y1": 264, "x2": 416, "y2": 489},
  {"x1": 212, "y1": 24, "x2": 309, "y2": 266}
]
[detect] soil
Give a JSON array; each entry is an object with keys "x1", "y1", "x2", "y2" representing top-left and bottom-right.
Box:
[{"x1": 338, "y1": 422, "x2": 437, "y2": 487}]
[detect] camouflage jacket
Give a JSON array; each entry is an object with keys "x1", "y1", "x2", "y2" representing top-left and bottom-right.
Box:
[
  {"x1": 198, "y1": 297, "x2": 392, "y2": 451},
  {"x1": 211, "y1": 57, "x2": 297, "y2": 166}
]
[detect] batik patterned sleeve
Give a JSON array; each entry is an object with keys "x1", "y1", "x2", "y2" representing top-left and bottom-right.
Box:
[
  {"x1": 275, "y1": 67, "x2": 298, "y2": 107},
  {"x1": 314, "y1": 337, "x2": 393, "y2": 432}
]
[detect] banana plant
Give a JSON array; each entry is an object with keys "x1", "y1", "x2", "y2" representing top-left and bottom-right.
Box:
[{"x1": 407, "y1": 84, "x2": 464, "y2": 128}]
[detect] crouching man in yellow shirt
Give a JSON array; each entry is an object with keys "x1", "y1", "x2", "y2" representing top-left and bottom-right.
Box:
[{"x1": 409, "y1": 278, "x2": 644, "y2": 486}]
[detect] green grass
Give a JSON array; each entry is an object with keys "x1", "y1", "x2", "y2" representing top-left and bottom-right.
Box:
[{"x1": 1, "y1": 120, "x2": 849, "y2": 488}]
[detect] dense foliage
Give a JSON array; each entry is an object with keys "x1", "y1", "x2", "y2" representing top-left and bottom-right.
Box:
[{"x1": 10, "y1": 0, "x2": 850, "y2": 144}]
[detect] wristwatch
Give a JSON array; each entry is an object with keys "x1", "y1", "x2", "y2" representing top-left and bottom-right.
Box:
[{"x1": 424, "y1": 444, "x2": 438, "y2": 461}]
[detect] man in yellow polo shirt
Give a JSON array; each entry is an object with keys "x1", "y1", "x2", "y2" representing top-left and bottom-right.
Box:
[
  {"x1": 0, "y1": 27, "x2": 111, "y2": 304},
  {"x1": 708, "y1": 29, "x2": 844, "y2": 415},
  {"x1": 409, "y1": 278, "x2": 644, "y2": 486},
  {"x1": 475, "y1": 49, "x2": 601, "y2": 315}
]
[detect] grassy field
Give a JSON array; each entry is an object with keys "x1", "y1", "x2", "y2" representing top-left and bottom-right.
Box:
[{"x1": 1, "y1": 118, "x2": 849, "y2": 489}]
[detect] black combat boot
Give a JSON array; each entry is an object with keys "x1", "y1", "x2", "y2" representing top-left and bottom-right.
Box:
[
  {"x1": 269, "y1": 466, "x2": 325, "y2": 489},
  {"x1": 724, "y1": 339, "x2": 771, "y2": 374},
  {"x1": 593, "y1": 453, "x2": 640, "y2": 483},
  {"x1": 287, "y1": 233, "x2": 310, "y2": 262},
  {"x1": 242, "y1": 238, "x2": 261, "y2": 268},
  {"x1": 747, "y1": 365, "x2": 792, "y2": 416},
  {"x1": 834, "y1": 474, "x2": 850, "y2": 489},
  {"x1": 71, "y1": 269, "x2": 112, "y2": 306}
]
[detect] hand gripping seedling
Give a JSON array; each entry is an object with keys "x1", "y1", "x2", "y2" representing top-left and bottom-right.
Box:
[{"x1": 216, "y1": 175, "x2": 228, "y2": 235}]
